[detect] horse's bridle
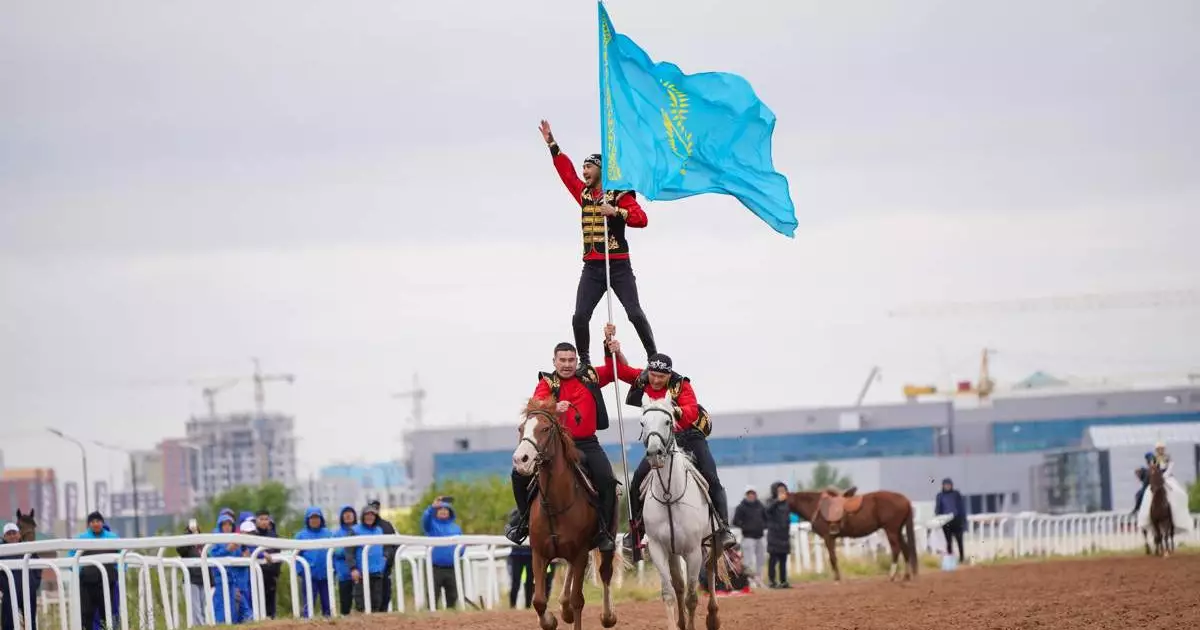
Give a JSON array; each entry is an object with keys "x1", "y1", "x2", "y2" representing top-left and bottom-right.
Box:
[
  {"x1": 521, "y1": 403, "x2": 585, "y2": 556},
  {"x1": 641, "y1": 407, "x2": 677, "y2": 460}
]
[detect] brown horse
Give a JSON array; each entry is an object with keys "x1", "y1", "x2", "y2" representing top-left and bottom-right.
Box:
[
  {"x1": 512, "y1": 397, "x2": 617, "y2": 630},
  {"x1": 1146, "y1": 466, "x2": 1175, "y2": 557},
  {"x1": 787, "y1": 487, "x2": 918, "y2": 582}
]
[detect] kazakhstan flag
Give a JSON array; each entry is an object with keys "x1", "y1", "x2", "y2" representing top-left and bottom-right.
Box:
[{"x1": 598, "y1": 2, "x2": 797, "y2": 237}]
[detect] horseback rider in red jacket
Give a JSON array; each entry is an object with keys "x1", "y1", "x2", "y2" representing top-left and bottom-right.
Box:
[{"x1": 603, "y1": 325, "x2": 736, "y2": 552}]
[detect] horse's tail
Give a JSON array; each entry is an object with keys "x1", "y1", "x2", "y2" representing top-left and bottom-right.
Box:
[{"x1": 904, "y1": 502, "x2": 918, "y2": 576}]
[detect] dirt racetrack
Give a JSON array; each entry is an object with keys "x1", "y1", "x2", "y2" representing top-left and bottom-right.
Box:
[{"x1": 277, "y1": 554, "x2": 1200, "y2": 630}]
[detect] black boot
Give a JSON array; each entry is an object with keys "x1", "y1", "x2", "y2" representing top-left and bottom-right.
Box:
[
  {"x1": 506, "y1": 470, "x2": 532, "y2": 545},
  {"x1": 593, "y1": 481, "x2": 616, "y2": 552},
  {"x1": 709, "y1": 486, "x2": 736, "y2": 551}
]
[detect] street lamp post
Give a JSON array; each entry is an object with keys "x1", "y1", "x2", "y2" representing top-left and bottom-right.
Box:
[
  {"x1": 47, "y1": 428, "x2": 90, "y2": 516},
  {"x1": 94, "y1": 441, "x2": 141, "y2": 538}
]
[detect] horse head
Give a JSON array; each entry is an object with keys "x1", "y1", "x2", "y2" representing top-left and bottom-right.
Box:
[
  {"x1": 640, "y1": 398, "x2": 676, "y2": 469},
  {"x1": 15, "y1": 508, "x2": 37, "y2": 541},
  {"x1": 1148, "y1": 464, "x2": 1165, "y2": 492},
  {"x1": 513, "y1": 397, "x2": 577, "y2": 477}
]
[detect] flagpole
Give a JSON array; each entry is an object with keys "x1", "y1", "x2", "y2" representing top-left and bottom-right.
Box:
[{"x1": 602, "y1": 213, "x2": 636, "y2": 546}]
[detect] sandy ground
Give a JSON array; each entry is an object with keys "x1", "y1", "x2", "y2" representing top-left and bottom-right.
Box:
[{"x1": 273, "y1": 553, "x2": 1200, "y2": 630}]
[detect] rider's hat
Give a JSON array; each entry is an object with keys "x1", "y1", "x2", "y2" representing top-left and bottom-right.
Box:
[{"x1": 647, "y1": 353, "x2": 673, "y2": 374}]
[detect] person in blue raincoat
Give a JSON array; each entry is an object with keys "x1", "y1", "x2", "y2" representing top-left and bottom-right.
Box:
[
  {"x1": 421, "y1": 497, "x2": 465, "y2": 609},
  {"x1": 69, "y1": 512, "x2": 120, "y2": 630},
  {"x1": 331, "y1": 506, "x2": 360, "y2": 615},
  {"x1": 208, "y1": 514, "x2": 252, "y2": 624},
  {"x1": 352, "y1": 505, "x2": 387, "y2": 613},
  {"x1": 294, "y1": 507, "x2": 333, "y2": 618}
]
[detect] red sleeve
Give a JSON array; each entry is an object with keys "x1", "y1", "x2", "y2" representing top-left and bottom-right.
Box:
[
  {"x1": 552, "y1": 153, "x2": 586, "y2": 203},
  {"x1": 596, "y1": 355, "x2": 615, "y2": 388},
  {"x1": 674, "y1": 382, "x2": 700, "y2": 430},
  {"x1": 616, "y1": 362, "x2": 642, "y2": 385},
  {"x1": 617, "y1": 192, "x2": 647, "y2": 228},
  {"x1": 533, "y1": 379, "x2": 553, "y2": 400}
]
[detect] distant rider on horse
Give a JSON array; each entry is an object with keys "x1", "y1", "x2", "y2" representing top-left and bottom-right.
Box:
[
  {"x1": 505, "y1": 337, "x2": 623, "y2": 552},
  {"x1": 1132, "y1": 451, "x2": 1154, "y2": 515},
  {"x1": 539, "y1": 120, "x2": 657, "y2": 367},
  {"x1": 604, "y1": 325, "x2": 736, "y2": 551}
]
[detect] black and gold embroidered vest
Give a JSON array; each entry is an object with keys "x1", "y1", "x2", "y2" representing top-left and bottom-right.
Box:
[
  {"x1": 625, "y1": 370, "x2": 712, "y2": 437},
  {"x1": 581, "y1": 189, "x2": 632, "y2": 257},
  {"x1": 537, "y1": 365, "x2": 611, "y2": 432}
]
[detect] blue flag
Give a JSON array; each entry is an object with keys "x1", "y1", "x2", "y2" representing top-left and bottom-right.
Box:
[{"x1": 597, "y1": 2, "x2": 797, "y2": 237}]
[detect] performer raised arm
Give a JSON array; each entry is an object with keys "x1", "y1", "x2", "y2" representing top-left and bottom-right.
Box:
[
  {"x1": 604, "y1": 326, "x2": 736, "y2": 551},
  {"x1": 539, "y1": 119, "x2": 657, "y2": 366},
  {"x1": 505, "y1": 338, "x2": 622, "y2": 552}
]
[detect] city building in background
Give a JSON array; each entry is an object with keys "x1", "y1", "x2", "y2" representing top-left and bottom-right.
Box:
[
  {"x1": 409, "y1": 375, "x2": 1200, "y2": 520},
  {"x1": 0, "y1": 467, "x2": 58, "y2": 534},
  {"x1": 185, "y1": 412, "x2": 299, "y2": 502},
  {"x1": 310, "y1": 460, "x2": 416, "y2": 513}
]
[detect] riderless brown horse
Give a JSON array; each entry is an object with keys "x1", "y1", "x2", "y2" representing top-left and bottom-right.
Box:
[
  {"x1": 1146, "y1": 465, "x2": 1175, "y2": 557},
  {"x1": 513, "y1": 397, "x2": 618, "y2": 630},
  {"x1": 787, "y1": 487, "x2": 918, "y2": 582}
]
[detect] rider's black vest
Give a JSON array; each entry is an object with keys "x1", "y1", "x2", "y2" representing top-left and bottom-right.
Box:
[
  {"x1": 625, "y1": 370, "x2": 712, "y2": 437},
  {"x1": 536, "y1": 365, "x2": 610, "y2": 432}
]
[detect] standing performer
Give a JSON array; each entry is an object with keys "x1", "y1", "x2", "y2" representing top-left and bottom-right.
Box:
[
  {"x1": 505, "y1": 337, "x2": 623, "y2": 552},
  {"x1": 603, "y1": 326, "x2": 736, "y2": 551},
  {"x1": 539, "y1": 119, "x2": 657, "y2": 366}
]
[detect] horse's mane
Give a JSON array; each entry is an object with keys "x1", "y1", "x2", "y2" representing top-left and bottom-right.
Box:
[{"x1": 523, "y1": 397, "x2": 582, "y2": 467}]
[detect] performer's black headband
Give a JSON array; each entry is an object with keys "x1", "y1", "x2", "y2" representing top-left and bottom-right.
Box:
[
  {"x1": 647, "y1": 354, "x2": 672, "y2": 374},
  {"x1": 584, "y1": 154, "x2": 602, "y2": 169}
]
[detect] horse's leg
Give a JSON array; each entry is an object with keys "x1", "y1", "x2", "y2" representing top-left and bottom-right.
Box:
[
  {"x1": 824, "y1": 535, "x2": 841, "y2": 582},
  {"x1": 1143, "y1": 528, "x2": 1151, "y2": 555},
  {"x1": 532, "y1": 553, "x2": 558, "y2": 630},
  {"x1": 885, "y1": 529, "x2": 902, "y2": 582},
  {"x1": 647, "y1": 538, "x2": 678, "y2": 630},
  {"x1": 667, "y1": 554, "x2": 688, "y2": 630},
  {"x1": 559, "y1": 560, "x2": 575, "y2": 624},
  {"x1": 703, "y1": 544, "x2": 720, "y2": 630},
  {"x1": 682, "y1": 547, "x2": 702, "y2": 630},
  {"x1": 569, "y1": 554, "x2": 588, "y2": 630},
  {"x1": 599, "y1": 549, "x2": 617, "y2": 628}
]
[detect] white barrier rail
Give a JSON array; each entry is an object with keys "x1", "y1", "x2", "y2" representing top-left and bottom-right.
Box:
[{"x1": 2, "y1": 512, "x2": 1197, "y2": 630}]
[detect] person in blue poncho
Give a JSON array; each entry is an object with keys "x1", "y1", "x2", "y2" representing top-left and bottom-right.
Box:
[
  {"x1": 421, "y1": 497, "x2": 465, "y2": 609},
  {"x1": 207, "y1": 514, "x2": 252, "y2": 624},
  {"x1": 331, "y1": 505, "x2": 360, "y2": 615},
  {"x1": 69, "y1": 512, "x2": 120, "y2": 630},
  {"x1": 352, "y1": 505, "x2": 387, "y2": 612},
  {"x1": 294, "y1": 507, "x2": 333, "y2": 618}
]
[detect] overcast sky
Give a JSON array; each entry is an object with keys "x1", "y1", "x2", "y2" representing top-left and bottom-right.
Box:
[{"x1": 3, "y1": 0, "x2": 1198, "y2": 502}]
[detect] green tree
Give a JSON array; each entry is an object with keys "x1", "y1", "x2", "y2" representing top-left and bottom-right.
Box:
[
  {"x1": 798, "y1": 461, "x2": 854, "y2": 492},
  {"x1": 194, "y1": 481, "x2": 300, "y2": 535},
  {"x1": 1189, "y1": 481, "x2": 1200, "y2": 513},
  {"x1": 402, "y1": 475, "x2": 514, "y2": 535}
]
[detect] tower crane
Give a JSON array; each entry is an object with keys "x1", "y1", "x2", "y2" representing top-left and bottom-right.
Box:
[
  {"x1": 392, "y1": 373, "x2": 427, "y2": 429},
  {"x1": 200, "y1": 379, "x2": 242, "y2": 418},
  {"x1": 252, "y1": 357, "x2": 295, "y2": 418}
]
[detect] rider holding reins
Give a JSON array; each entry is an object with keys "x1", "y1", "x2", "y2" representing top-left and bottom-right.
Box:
[
  {"x1": 604, "y1": 325, "x2": 737, "y2": 552},
  {"x1": 505, "y1": 338, "x2": 624, "y2": 552}
]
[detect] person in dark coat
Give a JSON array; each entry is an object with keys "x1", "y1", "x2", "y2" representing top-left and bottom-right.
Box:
[
  {"x1": 763, "y1": 482, "x2": 792, "y2": 589},
  {"x1": 175, "y1": 519, "x2": 208, "y2": 627},
  {"x1": 1, "y1": 523, "x2": 37, "y2": 630},
  {"x1": 253, "y1": 511, "x2": 281, "y2": 618},
  {"x1": 367, "y1": 500, "x2": 397, "y2": 612},
  {"x1": 934, "y1": 478, "x2": 967, "y2": 562},
  {"x1": 731, "y1": 487, "x2": 767, "y2": 583}
]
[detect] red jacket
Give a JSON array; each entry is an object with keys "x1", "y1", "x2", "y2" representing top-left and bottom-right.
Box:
[
  {"x1": 532, "y1": 360, "x2": 619, "y2": 440},
  {"x1": 552, "y1": 153, "x2": 647, "y2": 262},
  {"x1": 615, "y1": 363, "x2": 701, "y2": 432}
]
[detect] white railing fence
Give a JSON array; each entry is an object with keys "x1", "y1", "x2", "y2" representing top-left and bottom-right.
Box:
[{"x1": 2, "y1": 511, "x2": 1197, "y2": 630}]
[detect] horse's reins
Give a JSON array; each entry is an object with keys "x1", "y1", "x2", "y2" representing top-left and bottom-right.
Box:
[
  {"x1": 524, "y1": 404, "x2": 586, "y2": 558},
  {"x1": 642, "y1": 407, "x2": 697, "y2": 556}
]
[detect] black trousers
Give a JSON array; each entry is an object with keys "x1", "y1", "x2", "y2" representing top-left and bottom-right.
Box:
[
  {"x1": 508, "y1": 555, "x2": 556, "y2": 608},
  {"x1": 379, "y1": 567, "x2": 394, "y2": 611},
  {"x1": 337, "y1": 580, "x2": 356, "y2": 615},
  {"x1": 630, "y1": 429, "x2": 728, "y2": 524},
  {"x1": 573, "y1": 259, "x2": 655, "y2": 362},
  {"x1": 942, "y1": 522, "x2": 965, "y2": 562},
  {"x1": 767, "y1": 552, "x2": 788, "y2": 584},
  {"x1": 79, "y1": 582, "x2": 106, "y2": 629},
  {"x1": 432, "y1": 566, "x2": 458, "y2": 609},
  {"x1": 262, "y1": 573, "x2": 278, "y2": 618}
]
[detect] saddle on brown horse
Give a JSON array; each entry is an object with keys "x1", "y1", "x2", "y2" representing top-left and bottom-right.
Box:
[{"x1": 818, "y1": 486, "x2": 864, "y2": 535}]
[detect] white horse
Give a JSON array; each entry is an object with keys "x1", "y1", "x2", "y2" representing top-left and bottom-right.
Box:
[{"x1": 639, "y1": 397, "x2": 728, "y2": 630}]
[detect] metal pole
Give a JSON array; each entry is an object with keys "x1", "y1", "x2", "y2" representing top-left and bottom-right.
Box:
[
  {"x1": 130, "y1": 452, "x2": 142, "y2": 537},
  {"x1": 602, "y1": 214, "x2": 635, "y2": 531},
  {"x1": 48, "y1": 428, "x2": 90, "y2": 516}
]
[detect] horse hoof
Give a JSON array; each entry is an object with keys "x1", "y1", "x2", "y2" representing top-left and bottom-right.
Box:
[
  {"x1": 541, "y1": 614, "x2": 559, "y2": 630},
  {"x1": 602, "y1": 613, "x2": 618, "y2": 628},
  {"x1": 705, "y1": 614, "x2": 720, "y2": 630},
  {"x1": 561, "y1": 609, "x2": 575, "y2": 625}
]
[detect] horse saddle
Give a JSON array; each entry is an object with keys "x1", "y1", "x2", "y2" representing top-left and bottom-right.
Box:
[
  {"x1": 818, "y1": 486, "x2": 863, "y2": 533},
  {"x1": 528, "y1": 463, "x2": 600, "y2": 500}
]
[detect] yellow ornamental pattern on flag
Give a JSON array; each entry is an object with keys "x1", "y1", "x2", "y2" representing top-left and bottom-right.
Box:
[
  {"x1": 601, "y1": 15, "x2": 622, "y2": 182},
  {"x1": 660, "y1": 80, "x2": 694, "y2": 175}
]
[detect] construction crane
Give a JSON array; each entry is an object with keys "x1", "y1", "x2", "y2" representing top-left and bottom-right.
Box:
[
  {"x1": 252, "y1": 357, "x2": 295, "y2": 418},
  {"x1": 392, "y1": 373, "x2": 427, "y2": 428},
  {"x1": 200, "y1": 379, "x2": 241, "y2": 418},
  {"x1": 887, "y1": 288, "x2": 1200, "y2": 318},
  {"x1": 903, "y1": 348, "x2": 995, "y2": 402}
]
